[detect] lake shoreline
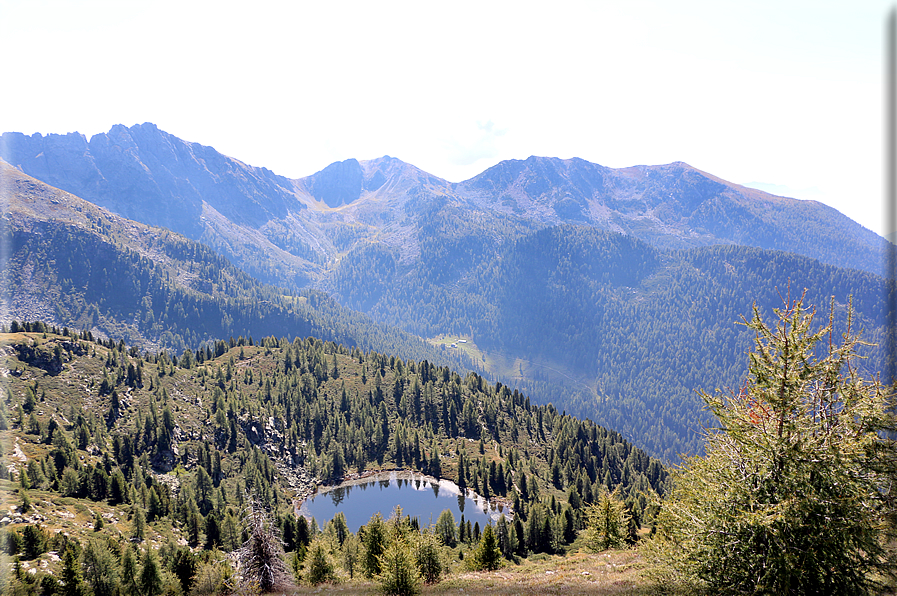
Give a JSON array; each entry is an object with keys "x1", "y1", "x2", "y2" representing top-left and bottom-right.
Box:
[{"x1": 295, "y1": 469, "x2": 514, "y2": 527}]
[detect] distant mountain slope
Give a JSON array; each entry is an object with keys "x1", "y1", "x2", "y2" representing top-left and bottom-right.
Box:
[
  {"x1": 0, "y1": 124, "x2": 325, "y2": 288},
  {"x1": 0, "y1": 162, "x2": 470, "y2": 369},
  {"x1": 328, "y1": 221, "x2": 895, "y2": 460},
  {"x1": 0, "y1": 123, "x2": 304, "y2": 233},
  {"x1": 456, "y1": 157, "x2": 888, "y2": 274}
]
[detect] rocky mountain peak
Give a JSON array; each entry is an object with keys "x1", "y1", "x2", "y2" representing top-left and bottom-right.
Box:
[
  {"x1": 1, "y1": 123, "x2": 304, "y2": 237},
  {"x1": 306, "y1": 158, "x2": 364, "y2": 207}
]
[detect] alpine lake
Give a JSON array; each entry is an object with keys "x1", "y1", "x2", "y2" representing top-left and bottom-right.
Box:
[{"x1": 298, "y1": 471, "x2": 511, "y2": 533}]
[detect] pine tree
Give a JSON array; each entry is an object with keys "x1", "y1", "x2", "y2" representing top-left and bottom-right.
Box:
[{"x1": 648, "y1": 296, "x2": 897, "y2": 595}]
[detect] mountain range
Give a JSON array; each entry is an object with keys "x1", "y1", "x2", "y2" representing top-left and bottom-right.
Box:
[
  {"x1": 1, "y1": 123, "x2": 887, "y2": 286},
  {"x1": 2, "y1": 123, "x2": 893, "y2": 460}
]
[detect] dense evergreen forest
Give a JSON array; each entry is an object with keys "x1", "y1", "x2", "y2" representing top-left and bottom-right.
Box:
[
  {"x1": 0, "y1": 325, "x2": 666, "y2": 594},
  {"x1": 329, "y1": 217, "x2": 896, "y2": 459}
]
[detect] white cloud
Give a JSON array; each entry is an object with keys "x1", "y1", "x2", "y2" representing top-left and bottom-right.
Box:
[{"x1": 444, "y1": 120, "x2": 508, "y2": 167}]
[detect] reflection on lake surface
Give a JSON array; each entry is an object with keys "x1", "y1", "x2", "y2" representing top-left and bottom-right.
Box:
[{"x1": 298, "y1": 471, "x2": 509, "y2": 533}]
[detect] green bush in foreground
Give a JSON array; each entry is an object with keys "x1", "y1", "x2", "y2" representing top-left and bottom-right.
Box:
[{"x1": 648, "y1": 296, "x2": 897, "y2": 595}]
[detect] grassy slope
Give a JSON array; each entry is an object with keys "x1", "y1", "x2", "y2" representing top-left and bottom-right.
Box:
[{"x1": 276, "y1": 549, "x2": 648, "y2": 595}]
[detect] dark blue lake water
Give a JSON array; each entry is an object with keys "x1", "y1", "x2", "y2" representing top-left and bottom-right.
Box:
[{"x1": 298, "y1": 471, "x2": 510, "y2": 533}]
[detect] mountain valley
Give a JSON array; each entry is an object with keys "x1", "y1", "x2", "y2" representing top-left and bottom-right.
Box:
[
  {"x1": 1, "y1": 123, "x2": 896, "y2": 594},
  {"x1": 2, "y1": 125, "x2": 893, "y2": 459}
]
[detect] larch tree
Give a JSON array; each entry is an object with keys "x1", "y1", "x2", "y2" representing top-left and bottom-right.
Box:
[
  {"x1": 583, "y1": 487, "x2": 631, "y2": 552},
  {"x1": 648, "y1": 295, "x2": 897, "y2": 595},
  {"x1": 469, "y1": 524, "x2": 503, "y2": 571}
]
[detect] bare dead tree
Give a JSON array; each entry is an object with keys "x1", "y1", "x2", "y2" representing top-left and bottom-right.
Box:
[{"x1": 234, "y1": 496, "x2": 296, "y2": 593}]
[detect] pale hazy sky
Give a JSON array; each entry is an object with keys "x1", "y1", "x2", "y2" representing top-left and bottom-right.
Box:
[{"x1": 1, "y1": 1, "x2": 890, "y2": 235}]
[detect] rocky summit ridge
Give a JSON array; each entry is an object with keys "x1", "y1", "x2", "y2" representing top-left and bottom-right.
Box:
[{"x1": 1, "y1": 122, "x2": 887, "y2": 287}]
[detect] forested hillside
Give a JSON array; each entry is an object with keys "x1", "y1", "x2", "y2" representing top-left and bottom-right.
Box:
[
  {"x1": 332, "y1": 222, "x2": 895, "y2": 459},
  {"x1": 0, "y1": 325, "x2": 666, "y2": 593},
  {"x1": 1, "y1": 163, "x2": 470, "y2": 372}
]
